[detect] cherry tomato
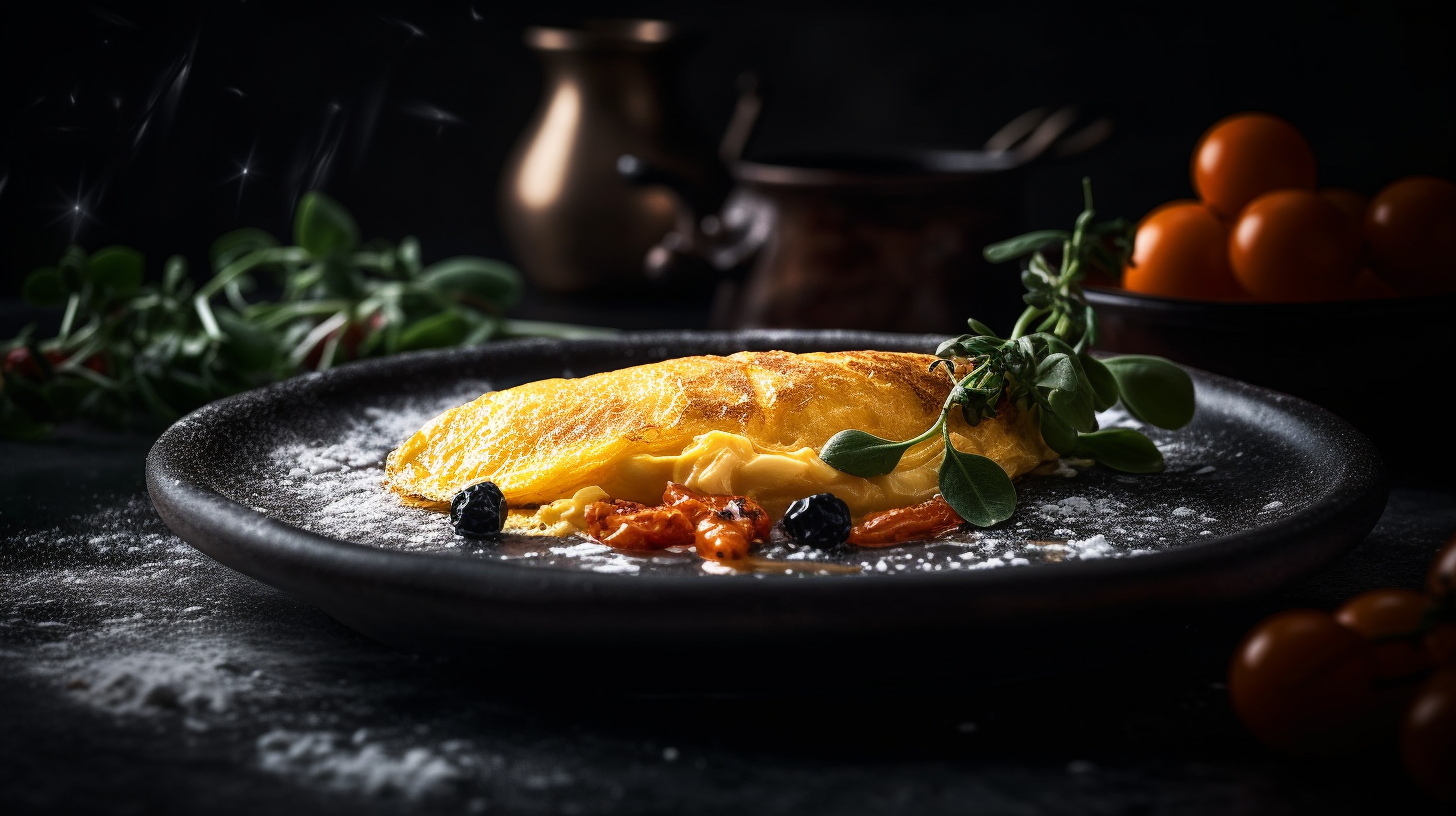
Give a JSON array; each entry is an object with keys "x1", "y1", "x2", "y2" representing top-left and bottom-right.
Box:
[
  {"x1": 81, "y1": 353, "x2": 109, "y2": 375},
  {"x1": 2, "y1": 348, "x2": 39, "y2": 379},
  {"x1": 1427, "y1": 623, "x2": 1456, "y2": 666},
  {"x1": 303, "y1": 323, "x2": 366, "y2": 370},
  {"x1": 1228, "y1": 608, "x2": 1381, "y2": 754},
  {"x1": 1193, "y1": 113, "x2": 1317, "y2": 219},
  {"x1": 1347, "y1": 267, "x2": 1401, "y2": 300},
  {"x1": 1321, "y1": 188, "x2": 1372, "y2": 276},
  {"x1": 1402, "y1": 666, "x2": 1456, "y2": 803},
  {"x1": 302, "y1": 313, "x2": 385, "y2": 370},
  {"x1": 0, "y1": 348, "x2": 75, "y2": 380},
  {"x1": 1365, "y1": 176, "x2": 1456, "y2": 296},
  {"x1": 1335, "y1": 588, "x2": 1435, "y2": 681},
  {"x1": 1321, "y1": 188, "x2": 1369, "y2": 232},
  {"x1": 1229, "y1": 189, "x2": 1361, "y2": 302},
  {"x1": 1122, "y1": 201, "x2": 1248, "y2": 300},
  {"x1": 1428, "y1": 532, "x2": 1456, "y2": 601}
]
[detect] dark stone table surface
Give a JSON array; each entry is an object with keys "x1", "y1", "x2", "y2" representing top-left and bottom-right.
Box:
[{"x1": 3, "y1": 296, "x2": 1455, "y2": 814}]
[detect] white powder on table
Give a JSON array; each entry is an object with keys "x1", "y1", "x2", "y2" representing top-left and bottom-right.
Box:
[{"x1": 257, "y1": 729, "x2": 463, "y2": 799}]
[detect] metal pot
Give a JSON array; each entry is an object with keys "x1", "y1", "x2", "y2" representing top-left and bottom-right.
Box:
[{"x1": 623, "y1": 104, "x2": 1112, "y2": 332}]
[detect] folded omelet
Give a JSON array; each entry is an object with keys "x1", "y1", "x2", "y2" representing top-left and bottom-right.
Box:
[{"x1": 384, "y1": 350, "x2": 1055, "y2": 525}]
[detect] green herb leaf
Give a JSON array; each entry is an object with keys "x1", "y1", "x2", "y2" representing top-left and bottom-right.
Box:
[
  {"x1": 1102, "y1": 355, "x2": 1195, "y2": 430},
  {"x1": 87, "y1": 246, "x2": 145, "y2": 299},
  {"x1": 396, "y1": 310, "x2": 470, "y2": 352},
  {"x1": 938, "y1": 443, "x2": 1017, "y2": 527},
  {"x1": 967, "y1": 318, "x2": 1000, "y2": 338},
  {"x1": 1072, "y1": 428, "x2": 1165, "y2": 473},
  {"x1": 984, "y1": 230, "x2": 1070, "y2": 264},
  {"x1": 163, "y1": 255, "x2": 189, "y2": 294},
  {"x1": 1038, "y1": 406, "x2": 1078, "y2": 456},
  {"x1": 214, "y1": 309, "x2": 277, "y2": 373},
  {"x1": 1025, "y1": 340, "x2": 1095, "y2": 432},
  {"x1": 1079, "y1": 352, "x2": 1120, "y2": 412},
  {"x1": 1046, "y1": 383, "x2": 1096, "y2": 433},
  {"x1": 320, "y1": 257, "x2": 363, "y2": 299},
  {"x1": 817, "y1": 178, "x2": 1190, "y2": 537},
  {"x1": 293, "y1": 191, "x2": 360, "y2": 257},
  {"x1": 1022, "y1": 290, "x2": 1053, "y2": 309},
  {"x1": 420, "y1": 257, "x2": 523, "y2": 311},
  {"x1": 58, "y1": 245, "x2": 88, "y2": 292},
  {"x1": 1034, "y1": 352, "x2": 1079, "y2": 392},
  {"x1": 819, "y1": 429, "x2": 919, "y2": 477},
  {"x1": 396, "y1": 236, "x2": 423, "y2": 277},
  {"x1": 22, "y1": 267, "x2": 68, "y2": 307},
  {"x1": 210, "y1": 228, "x2": 279, "y2": 271}
]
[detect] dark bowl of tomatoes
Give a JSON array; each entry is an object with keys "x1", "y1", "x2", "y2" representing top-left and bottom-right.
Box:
[{"x1": 1084, "y1": 285, "x2": 1456, "y2": 479}]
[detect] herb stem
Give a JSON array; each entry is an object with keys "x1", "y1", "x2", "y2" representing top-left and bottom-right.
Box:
[
  {"x1": 59, "y1": 293, "x2": 81, "y2": 343},
  {"x1": 252, "y1": 299, "x2": 353, "y2": 330},
  {"x1": 193, "y1": 295, "x2": 224, "y2": 342},
  {"x1": 1010, "y1": 306, "x2": 1047, "y2": 340},
  {"x1": 197, "y1": 247, "x2": 311, "y2": 300},
  {"x1": 904, "y1": 414, "x2": 949, "y2": 449}
]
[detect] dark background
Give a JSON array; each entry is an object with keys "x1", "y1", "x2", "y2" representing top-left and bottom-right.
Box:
[{"x1": 1, "y1": 0, "x2": 1452, "y2": 304}]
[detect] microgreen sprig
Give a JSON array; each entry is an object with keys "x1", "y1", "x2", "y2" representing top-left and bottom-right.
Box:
[
  {"x1": 0, "y1": 191, "x2": 612, "y2": 440},
  {"x1": 820, "y1": 178, "x2": 1195, "y2": 529}
]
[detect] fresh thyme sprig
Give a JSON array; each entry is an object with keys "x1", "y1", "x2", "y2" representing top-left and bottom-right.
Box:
[
  {"x1": 820, "y1": 178, "x2": 1195, "y2": 528},
  {"x1": 0, "y1": 191, "x2": 612, "y2": 440}
]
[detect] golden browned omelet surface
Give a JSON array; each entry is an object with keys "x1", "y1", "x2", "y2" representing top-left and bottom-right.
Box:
[{"x1": 384, "y1": 350, "x2": 1055, "y2": 520}]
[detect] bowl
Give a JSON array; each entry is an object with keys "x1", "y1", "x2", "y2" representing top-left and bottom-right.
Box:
[{"x1": 1084, "y1": 285, "x2": 1456, "y2": 480}]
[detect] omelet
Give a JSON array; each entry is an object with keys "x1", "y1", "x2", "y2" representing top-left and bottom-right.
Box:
[{"x1": 384, "y1": 350, "x2": 1056, "y2": 528}]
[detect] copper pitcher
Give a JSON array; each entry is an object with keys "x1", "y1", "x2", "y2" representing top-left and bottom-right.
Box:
[{"x1": 498, "y1": 19, "x2": 728, "y2": 295}]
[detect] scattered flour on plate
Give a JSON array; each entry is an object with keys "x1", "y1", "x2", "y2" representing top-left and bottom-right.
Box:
[{"x1": 223, "y1": 390, "x2": 1314, "y2": 577}]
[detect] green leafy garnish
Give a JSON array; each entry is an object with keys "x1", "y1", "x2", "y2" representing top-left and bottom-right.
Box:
[
  {"x1": 0, "y1": 191, "x2": 613, "y2": 439},
  {"x1": 820, "y1": 178, "x2": 1194, "y2": 529}
]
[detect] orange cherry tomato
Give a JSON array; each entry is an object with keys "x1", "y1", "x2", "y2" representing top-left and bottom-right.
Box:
[
  {"x1": 1348, "y1": 267, "x2": 1401, "y2": 300},
  {"x1": 1229, "y1": 189, "x2": 1361, "y2": 302},
  {"x1": 1427, "y1": 623, "x2": 1456, "y2": 666},
  {"x1": 1228, "y1": 608, "x2": 1382, "y2": 754},
  {"x1": 1366, "y1": 176, "x2": 1456, "y2": 296},
  {"x1": 1402, "y1": 666, "x2": 1456, "y2": 803},
  {"x1": 1193, "y1": 113, "x2": 1317, "y2": 219},
  {"x1": 1122, "y1": 201, "x2": 1248, "y2": 300},
  {"x1": 1320, "y1": 188, "x2": 1369, "y2": 232},
  {"x1": 1321, "y1": 187, "x2": 1371, "y2": 273},
  {"x1": 1335, "y1": 588, "x2": 1435, "y2": 681},
  {"x1": 1429, "y1": 532, "x2": 1456, "y2": 601}
]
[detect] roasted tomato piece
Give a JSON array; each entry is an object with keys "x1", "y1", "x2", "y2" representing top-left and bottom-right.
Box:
[
  {"x1": 662, "y1": 481, "x2": 771, "y2": 560},
  {"x1": 694, "y1": 516, "x2": 753, "y2": 561},
  {"x1": 848, "y1": 496, "x2": 963, "y2": 547},
  {"x1": 583, "y1": 499, "x2": 694, "y2": 550}
]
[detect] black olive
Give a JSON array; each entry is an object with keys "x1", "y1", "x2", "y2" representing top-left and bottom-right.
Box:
[
  {"x1": 781, "y1": 493, "x2": 852, "y2": 548},
  {"x1": 451, "y1": 481, "x2": 507, "y2": 539}
]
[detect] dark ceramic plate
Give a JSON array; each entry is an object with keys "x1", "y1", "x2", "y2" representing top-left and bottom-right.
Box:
[{"x1": 146, "y1": 330, "x2": 1388, "y2": 686}]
